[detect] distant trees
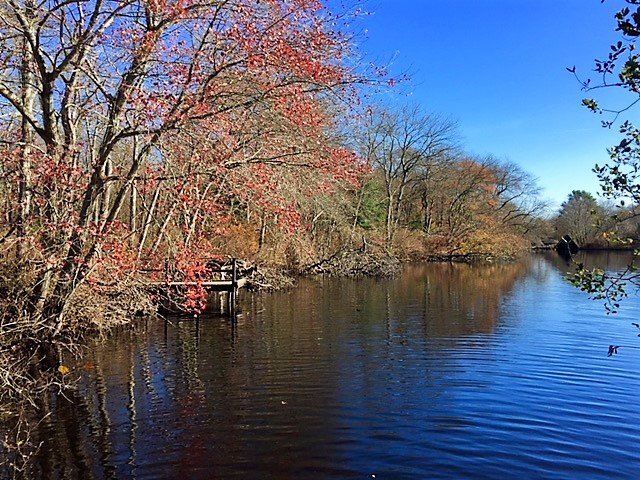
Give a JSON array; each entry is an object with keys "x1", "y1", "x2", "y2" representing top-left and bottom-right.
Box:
[
  {"x1": 409, "y1": 156, "x2": 500, "y2": 255},
  {"x1": 550, "y1": 190, "x2": 640, "y2": 248},
  {"x1": 555, "y1": 190, "x2": 605, "y2": 245},
  {"x1": 490, "y1": 159, "x2": 548, "y2": 235},
  {"x1": 354, "y1": 106, "x2": 546, "y2": 257},
  {"x1": 409, "y1": 156, "x2": 544, "y2": 256}
]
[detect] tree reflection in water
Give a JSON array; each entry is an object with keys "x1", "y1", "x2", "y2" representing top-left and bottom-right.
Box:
[{"x1": 26, "y1": 254, "x2": 640, "y2": 480}]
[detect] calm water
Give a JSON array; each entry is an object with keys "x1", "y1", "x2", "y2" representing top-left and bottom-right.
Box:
[{"x1": 31, "y1": 253, "x2": 640, "y2": 479}]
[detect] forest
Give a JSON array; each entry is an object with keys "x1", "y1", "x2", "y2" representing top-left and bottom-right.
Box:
[
  {"x1": 3, "y1": 0, "x2": 640, "y2": 473},
  {"x1": 0, "y1": 0, "x2": 546, "y2": 347}
]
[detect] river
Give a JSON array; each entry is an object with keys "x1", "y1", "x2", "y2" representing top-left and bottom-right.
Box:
[{"x1": 31, "y1": 252, "x2": 640, "y2": 479}]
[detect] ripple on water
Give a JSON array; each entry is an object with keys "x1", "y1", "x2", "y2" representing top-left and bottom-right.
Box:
[{"x1": 28, "y1": 254, "x2": 640, "y2": 479}]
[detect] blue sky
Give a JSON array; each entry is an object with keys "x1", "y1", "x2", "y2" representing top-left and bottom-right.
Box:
[{"x1": 346, "y1": 0, "x2": 638, "y2": 211}]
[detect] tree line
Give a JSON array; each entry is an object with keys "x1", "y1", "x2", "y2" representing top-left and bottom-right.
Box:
[
  {"x1": 553, "y1": 189, "x2": 640, "y2": 248},
  {"x1": 0, "y1": 1, "x2": 554, "y2": 469},
  {"x1": 353, "y1": 107, "x2": 546, "y2": 258},
  {"x1": 7, "y1": 0, "x2": 640, "y2": 471},
  {"x1": 0, "y1": 1, "x2": 550, "y2": 326}
]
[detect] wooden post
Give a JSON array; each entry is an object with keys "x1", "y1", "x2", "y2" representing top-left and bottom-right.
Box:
[
  {"x1": 232, "y1": 259, "x2": 238, "y2": 288},
  {"x1": 230, "y1": 258, "x2": 238, "y2": 316}
]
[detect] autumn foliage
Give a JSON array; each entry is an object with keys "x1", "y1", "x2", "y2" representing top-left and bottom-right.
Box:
[
  {"x1": 354, "y1": 107, "x2": 545, "y2": 259},
  {"x1": 0, "y1": 2, "x2": 554, "y2": 474},
  {"x1": 0, "y1": 0, "x2": 369, "y2": 324},
  {"x1": 0, "y1": 5, "x2": 376, "y2": 463}
]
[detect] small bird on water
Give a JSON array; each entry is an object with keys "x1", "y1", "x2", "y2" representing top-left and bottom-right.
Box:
[{"x1": 607, "y1": 345, "x2": 620, "y2": 357}]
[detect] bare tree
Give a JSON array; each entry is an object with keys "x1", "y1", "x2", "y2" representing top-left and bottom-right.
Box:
[
  {"x1": 487, "y1": 158, "x2": 549, "y2": 235},
  {"x1": 357, "y1": 106, "x2": 458, "y2": 245}
]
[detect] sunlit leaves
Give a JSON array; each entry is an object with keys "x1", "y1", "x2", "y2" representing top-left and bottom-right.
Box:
[
  {"x1": 582, "y1": 98, "x2": 601, "y2": 113},
  {"x1": 569, "y1": 262, "x2": 634, "y2": 314},
  {"x1": 0, "y1": 0, "x2": 368, "y2": 316}
]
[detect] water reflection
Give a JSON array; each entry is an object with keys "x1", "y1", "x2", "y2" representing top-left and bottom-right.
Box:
[
  {"x1": 27, "y1": 253, "x2": 640, "y2": 479},
  {"x1": 543, "y1": 250, "x2": 635, "y2": 273}
]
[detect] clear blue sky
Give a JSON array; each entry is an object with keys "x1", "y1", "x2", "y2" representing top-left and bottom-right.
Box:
[{"x1": 345, "y1": 0, "x2": 639, "y2": 211}]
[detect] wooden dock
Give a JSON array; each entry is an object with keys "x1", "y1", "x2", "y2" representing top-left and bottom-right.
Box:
[
  {"x1": 157, "y1": 279, "x2": 247, "y2": 290},
  {"x1": 147, "y1": 258, "x2": 247, "y2": 314}
]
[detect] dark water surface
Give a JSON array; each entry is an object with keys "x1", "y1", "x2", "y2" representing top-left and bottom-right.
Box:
[{"x1": 34, "y1": 253, "x2": 640, "y2": 479}]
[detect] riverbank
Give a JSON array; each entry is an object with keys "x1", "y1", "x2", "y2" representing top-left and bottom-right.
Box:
[
  {"x1": 0, "y1": 245, "x2": 539, "y2": 474},
  {"x1": 10, "y1": 254, "x2": 640, "y2": 479},
  {"x1": 250, "y1": 248, "x2": 521, "y2": 290}
]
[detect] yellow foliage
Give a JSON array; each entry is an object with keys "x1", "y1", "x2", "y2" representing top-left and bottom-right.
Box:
[
  {"x1": 215, "y1": 223, "x2": 260, "y2": 260},
  {"x1": 459, "y1": 229, "x2": 529, "y2": 257}
]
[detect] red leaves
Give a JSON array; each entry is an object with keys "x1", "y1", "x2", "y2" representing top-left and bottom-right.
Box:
[
  {"x1": 326, "y1": 147, "x2": 368, "y2": 187},
  {"x1": 173, "y1": 251, "x2": 214, "y2": 313},
  {"x1": 0, "y1": 0, "x2": 369, "y2": 316}
]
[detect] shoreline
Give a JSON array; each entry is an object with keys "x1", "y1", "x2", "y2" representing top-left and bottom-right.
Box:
[{"x1": 1, "y1": 246, "x2": 635, "y2": 473}]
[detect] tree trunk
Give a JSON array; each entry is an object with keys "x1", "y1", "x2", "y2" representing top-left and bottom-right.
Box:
[
  {"x1": 259, "y1": 212, "x2": 267, "y2": 252},
  {"x1": 16, "y1": 15, "x2": 36, "y2": 260},
  {"x1": 129, "y1": 180, "x2": 137, "y2": 237},
  {"x1": 137, "y1": 183, "x2": 161, "y2": 260}
]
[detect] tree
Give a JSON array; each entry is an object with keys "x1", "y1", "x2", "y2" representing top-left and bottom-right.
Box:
[
  {"x1": 569, "y1": 0, "x2": 640, "y2": 312},
  {"x1": 488, "y1": 158, "x2": 548, "y2": 236},
  {"x1": 0, "y1": 0, "x2": 377, "y2": 418},
  {"x1": 398, "y1": 154, "x2": 543, "y2": 257},
  {"x1": 555, "y1": 190, "x2": 605, "y2": 245},
  {"x1": 356, "y1": 105, "x2": 458, "y2": 245},
  {"x1": 0, "y1": 0, "x2": 367, "y2": 318},
  {"x1": 0, "y1": 2, "x2": 376, "y2": 469}
]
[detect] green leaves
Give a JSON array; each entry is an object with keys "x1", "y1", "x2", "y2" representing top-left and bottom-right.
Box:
[
  {"x1": 581, "y1": 98, "x2": 601, "y2": 113},
  {"x1": 571, "y1": 2, "x2": 640, "y2": 316},
  {"x1": 569, "y1": 257, "x2": 640, "y2": 314}
]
